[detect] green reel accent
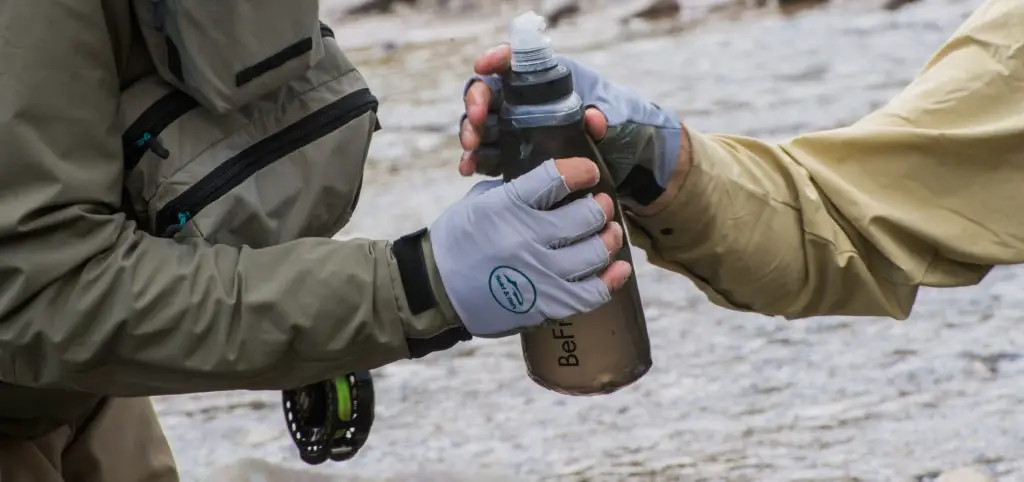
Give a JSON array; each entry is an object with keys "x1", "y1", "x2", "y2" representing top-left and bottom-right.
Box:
[
  {"x1": 333, "y1": 375, "x2": 352, "y2": 423},
  {"x1": 282, "y1": 371, "x2": 375, "y2": 465}
]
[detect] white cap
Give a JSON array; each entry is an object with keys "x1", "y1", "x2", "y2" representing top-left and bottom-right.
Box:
[{"x1": 508, "y1": 11, "x2": 556, "y2": 72}]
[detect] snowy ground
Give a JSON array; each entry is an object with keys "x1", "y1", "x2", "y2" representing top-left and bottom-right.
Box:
[{"x1": 152, "y1": 0, "x2": 1024, "y2": 480}]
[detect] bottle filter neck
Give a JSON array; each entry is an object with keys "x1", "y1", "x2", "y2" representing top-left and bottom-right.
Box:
[
  {"x1": 511, "y1": 45, "x2": 558, "y2": 73},
  {"x1": 508, "y1": 10, "x2": 557, "y2": 73}
]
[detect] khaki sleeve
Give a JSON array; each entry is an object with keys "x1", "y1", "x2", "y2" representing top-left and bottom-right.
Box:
[
  {"x1": 625, "y1": 0, "x2": 1024, "y2": 320},
  {"x1": 0, "y1": 1, "x2": 466, "y2": 397}
]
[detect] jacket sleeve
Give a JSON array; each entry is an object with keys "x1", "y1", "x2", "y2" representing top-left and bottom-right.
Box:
[
  {"x1": 0, "y1": 1, "x2": 466, "y2": 397},
  {"x1": 625, "y1": 0, "x2": 1024, "y2": 320}
]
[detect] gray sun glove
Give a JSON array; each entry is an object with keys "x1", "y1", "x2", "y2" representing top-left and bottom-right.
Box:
[
  {"x1": 461, "y1": 55, "x2": 683, "y2": 207},
  {"x1": 429, "y1": 159, "x2": 613, "y2": 338}
]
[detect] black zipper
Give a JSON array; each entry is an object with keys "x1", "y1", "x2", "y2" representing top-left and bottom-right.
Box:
[
  {"x1": 123, "y1": 23, "x2": 334, "y2": 172},
  {"x1": 154, "y1": 87, "x2": 379, "y2": 237},
  {"x1": 122, "y1": 90, "x2": 199, "y2": 172}
]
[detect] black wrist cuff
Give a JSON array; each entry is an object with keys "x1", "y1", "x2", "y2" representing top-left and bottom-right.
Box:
[
  {"x1": 618, "y1": 165, "x2": 665, "y2": 207},
  {"x1": 392, "y1": 228, "x2": 436, "y2": 315},
  {"x1": 392, "y1": 228, "x2": 472, "y2": 359}
]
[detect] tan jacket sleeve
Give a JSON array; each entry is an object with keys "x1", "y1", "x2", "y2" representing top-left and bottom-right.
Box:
[
  {"x1": 625, "y1": 0, "x2": 1024, "y2": 320},
  {"x1": 0, "y1": 1, "x2": 465, "y2": 397}
]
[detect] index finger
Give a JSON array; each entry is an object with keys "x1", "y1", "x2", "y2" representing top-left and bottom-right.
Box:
[{"x1": 474, "y1": 44, "x2": 512, "y2": 76}]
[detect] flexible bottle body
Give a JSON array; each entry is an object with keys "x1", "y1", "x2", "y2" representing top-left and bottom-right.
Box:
[{"x1": 499, "y1": 62, "x2": 653, "y2": 396}]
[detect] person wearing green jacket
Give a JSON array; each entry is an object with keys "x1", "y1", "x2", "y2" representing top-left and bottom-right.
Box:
[{"x1": 0, "y1": 1, "x2": 633, "y2": 480}]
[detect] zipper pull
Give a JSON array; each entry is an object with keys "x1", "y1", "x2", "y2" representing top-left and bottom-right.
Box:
[
  {"x1": 135, "y1": 132, "x2": 170, "y2": 159},
  {"x1": 160, "y1": 210, "x2": 190, "y2": 237}
]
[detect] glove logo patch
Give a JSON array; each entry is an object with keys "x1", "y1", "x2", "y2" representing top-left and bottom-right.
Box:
[{"x1": 489, "y1": 266, "x2": 537, "y2": 314}]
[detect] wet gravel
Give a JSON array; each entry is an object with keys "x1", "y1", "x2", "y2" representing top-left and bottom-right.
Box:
[{"x1": 152, "y1": 0, "x2": 1023, "y2": 480}]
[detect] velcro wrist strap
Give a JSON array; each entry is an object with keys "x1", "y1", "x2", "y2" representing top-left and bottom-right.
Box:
[
  {"x1": 392, "y1": 228, "x2": 472, "y2": 359},
  {"x1": 392, "y1": 228, "x2": 436, "y2": 315}
]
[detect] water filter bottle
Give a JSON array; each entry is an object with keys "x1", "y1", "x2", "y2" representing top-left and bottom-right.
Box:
[{"x1": 499, "y1": 11, "x2": 653, "y2": 396}]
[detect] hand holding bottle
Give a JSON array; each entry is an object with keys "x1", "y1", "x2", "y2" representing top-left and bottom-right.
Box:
[
  {"x1": 459, "y1": 44, "x2": 684, "y2": 207},
  {"x1": 429, "y1": 157, "x2": 633, "y2": 338}
]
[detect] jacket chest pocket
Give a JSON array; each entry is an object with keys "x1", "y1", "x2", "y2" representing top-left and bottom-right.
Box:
[
  {"x1": 133, "y1": 0, "x2": 326, "y2": 114},
  {"x1": 120, "y1": 28, "x2": 379, "y2": 247}
]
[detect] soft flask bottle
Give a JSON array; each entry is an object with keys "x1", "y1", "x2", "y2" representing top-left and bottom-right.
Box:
[{"x1": 498, "y1": 11, "x2": 653, "y2": 396}]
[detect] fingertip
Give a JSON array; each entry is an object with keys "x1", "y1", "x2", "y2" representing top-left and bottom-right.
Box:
[
  {"x1": 593, "y1": 193, "x2": 614, "y2": 222},
  {"x1": 608, "y1": 221, "x2": 624, "y2": 240},
  {"x1": 600, "y1": 260, "x2": 633, "y2": 291},
  {"x1": 584, "y1": 108, "x2": 609, "y2": 141},
  {"x1": 617, "y1": 260, "x2": 633, "y2": 279},
  {"x1": 599, "y1": 220, "x2": 624, "y2": 257},
  {"x1": 475, "y1": 44, "x2": 512, "y2": 75},
  {"x1": 459, "y1": 120, "x2": 478, "y2": 150},
  {"x1": 459, "y1": 153, "x2": 476, "y2": 177},
  {"x1": 554, "y1": 157, "x2": 599, "y2": 191}
]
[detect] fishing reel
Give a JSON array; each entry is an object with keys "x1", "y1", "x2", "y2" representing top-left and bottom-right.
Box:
[{"x1": 282, "y1": 371, "x2": 375, "y2": 465}]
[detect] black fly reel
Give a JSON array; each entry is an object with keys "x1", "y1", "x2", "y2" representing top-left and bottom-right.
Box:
[{"x1": 282, "y1": 371, "x2": 375, "y2": 465}]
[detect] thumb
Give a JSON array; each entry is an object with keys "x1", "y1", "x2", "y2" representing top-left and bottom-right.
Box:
[
  {"x1": 475, "y1": 44, "x2": 512, "y2": 76},
  {"x1": 585, "y1": 107, "x2": 609, "y2": 141}
]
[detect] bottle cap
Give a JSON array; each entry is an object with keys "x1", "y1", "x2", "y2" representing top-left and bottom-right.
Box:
[{"x1": 509, "y1": 11, "x2": 557, "y2": 73}]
